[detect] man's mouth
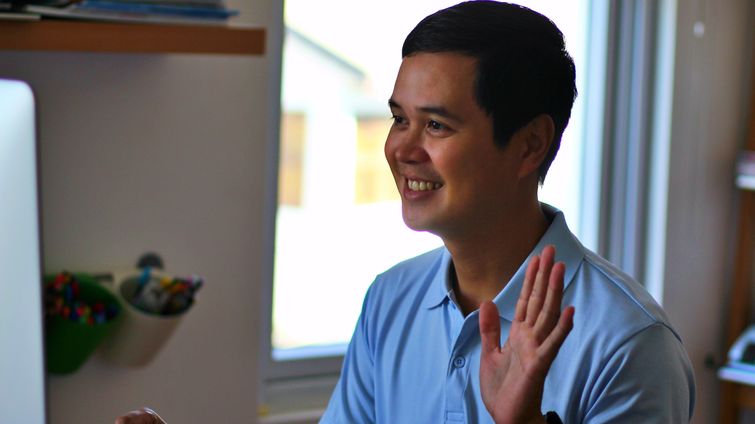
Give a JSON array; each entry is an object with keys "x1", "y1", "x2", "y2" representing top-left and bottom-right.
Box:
[{"x1": 406, "y1": 178, "x2": 443, "y2": 192}]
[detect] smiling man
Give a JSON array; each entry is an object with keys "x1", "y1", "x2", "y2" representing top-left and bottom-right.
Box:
[{"x1": 320, "y1": 1, "x2": 695, "y2": 423}]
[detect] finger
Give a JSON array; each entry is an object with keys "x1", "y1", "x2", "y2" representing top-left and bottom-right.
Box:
[
  {"x1": 525, "y1": 245, "x2": 555, "y2": 325},
  {"x1": 515, "y1": 255, "x2": 540, "y2": 322},
  {"x1": 534, "y1": 261, "x2": 565, "y2": 339},
  {"x1": 479, "y1": 301, "x2": 502, "y2": 355},
  {"x1": 538, "y1": 305, "x2": 574, "y2": 364}
]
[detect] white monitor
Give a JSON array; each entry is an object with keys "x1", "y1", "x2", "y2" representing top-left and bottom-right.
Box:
[{"x1": 0, "y1": 79, "x2": 47, "y2": 423}]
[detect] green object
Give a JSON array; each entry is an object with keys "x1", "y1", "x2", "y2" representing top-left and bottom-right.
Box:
[{"x1": 44, "y1": 273, "x2": 121, "y2": 374}]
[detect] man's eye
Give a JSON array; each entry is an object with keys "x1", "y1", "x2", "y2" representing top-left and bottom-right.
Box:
[
  {"x1": 428, "y1": 120, "x2": 447, "y2": 131},
  {"x1": 391, "y1": 115, "x2": 406, "y2": 125}
]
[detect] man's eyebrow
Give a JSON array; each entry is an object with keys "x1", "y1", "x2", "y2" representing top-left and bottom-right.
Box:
[
  {"x1": 417, "y1": 106, "x2": 461, "y2": 122},
  {"x1": 387, "y1": 99, "x2": 461, "y2": 122}
]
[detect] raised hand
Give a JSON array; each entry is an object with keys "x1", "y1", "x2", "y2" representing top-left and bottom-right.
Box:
[{"x1": 479, "y1": 245, "x2": 574, "y2": 424}]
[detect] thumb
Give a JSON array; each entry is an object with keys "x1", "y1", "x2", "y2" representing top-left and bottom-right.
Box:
[{"x1": 479, "y1": 301, "x2": 501, "y2": 355}]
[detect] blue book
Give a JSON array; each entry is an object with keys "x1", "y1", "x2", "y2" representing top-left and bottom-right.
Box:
[{"x1": 76, "y1": 0, "x2": 238, "y2": 19}]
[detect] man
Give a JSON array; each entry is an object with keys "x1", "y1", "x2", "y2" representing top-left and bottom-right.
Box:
[
  {"x1": 320, "y1": 1, "x2": 694, "y2": 423},
  {"x1": 117, "y1": 2, "x2": 695, "y2": 423}
]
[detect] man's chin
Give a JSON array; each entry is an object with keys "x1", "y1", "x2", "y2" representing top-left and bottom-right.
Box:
[{"x1": 402, "y1": 215, "x2": 440, "y2": 235}]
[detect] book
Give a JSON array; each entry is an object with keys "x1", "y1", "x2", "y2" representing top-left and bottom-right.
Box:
[
  {"x1": 103, "y1": 0, "x2": 224, "y2": 6},
  {"x1": 0, "y1": 10, "x2": 40, "y2": 20},
  {"x1": 25, "y1": 1, "x2": 237, "y2": 25},
  {"x1": 76, "y1": 0, "x2": 238, "y2": 19},
  {"x1": 0, "y1": 1, "x2": 40, "y2": 20}
]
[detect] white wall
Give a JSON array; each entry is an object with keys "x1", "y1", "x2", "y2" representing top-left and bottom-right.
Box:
[
  {"x1": 662, "y1": 0, "x2": 753, "y2": 423},
  {"x1": 0, "y1": 0, "x2": 276, "y2": 422}
]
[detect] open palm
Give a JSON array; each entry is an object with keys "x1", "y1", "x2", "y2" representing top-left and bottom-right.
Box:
[{"x1": 479, "y1": 245, "x2": 574, "y2": 424}]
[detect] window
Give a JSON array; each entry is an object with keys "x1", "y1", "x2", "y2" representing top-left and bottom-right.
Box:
[{"x1": 266, "y1": 0, "x2": 595, "y2": 383}]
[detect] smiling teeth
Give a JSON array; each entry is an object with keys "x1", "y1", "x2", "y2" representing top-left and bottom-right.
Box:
[{"x1": 408, "y1": 179, "x2": 442, "y2": 191}]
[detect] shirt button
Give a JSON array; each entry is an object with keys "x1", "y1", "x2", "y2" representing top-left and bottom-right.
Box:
[{"x1": 453, "y1": 356, "x2": 466, "y2": 368}]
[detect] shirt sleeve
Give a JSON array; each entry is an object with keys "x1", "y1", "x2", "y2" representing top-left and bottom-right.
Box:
[
  {"x1": 584, "y1": 323, "x2": 696, "y2": 423},
  {"x1": 320, "y1": 284, "x2": 377, "y2": 424}
]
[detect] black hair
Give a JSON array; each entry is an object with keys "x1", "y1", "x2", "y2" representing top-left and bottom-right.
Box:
[{"x1": 402, "y1": 1, "x2": 577, "y2": 183}]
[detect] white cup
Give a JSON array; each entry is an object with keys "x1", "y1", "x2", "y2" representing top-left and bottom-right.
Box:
[{"x1": 98, "y1": 269, "x2": 193, "y2": 367}]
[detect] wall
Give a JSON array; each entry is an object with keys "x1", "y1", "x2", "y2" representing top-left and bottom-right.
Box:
[
  {"x1": 662, "y1": 0, "x2": 754, "y2": 423},
  {"x1": 0, "y1": 0, "x2": 276, "y2": 422}
]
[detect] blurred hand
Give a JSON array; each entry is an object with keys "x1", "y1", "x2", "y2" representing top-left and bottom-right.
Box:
[
  {"x1": 114, "y1": 407, "x2": 166, "y2": 424},
  {"x1": 479, "y1": 245, "x2": 574, "y2": 424}
]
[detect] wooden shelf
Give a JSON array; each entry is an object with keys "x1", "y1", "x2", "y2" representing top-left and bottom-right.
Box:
[
  {"x1": 722, "y1": 381, "x2": 755, "y2": 422},
  {"x1": 0, "y1": 20, "x2": 265, "y2": 55}
]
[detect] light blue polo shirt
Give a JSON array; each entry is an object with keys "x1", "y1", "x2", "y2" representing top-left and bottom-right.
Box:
[{"x1": 321, "y1": 206, "x2": 695, "y2": 423}]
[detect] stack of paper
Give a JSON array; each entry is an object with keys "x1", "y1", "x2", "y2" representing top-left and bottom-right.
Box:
[
  {"x1": 0, "y1": 1, "x2": 40, "y2": 20},
  {"x1": 720, "y1": 325, "x2": 755, "y2": 386},
  {"x1": 25, "y1": 0, "x2": 239, "y2": 25},
  {"x1": 719, "y1": 362, "x2": 755, "y2": 386}
]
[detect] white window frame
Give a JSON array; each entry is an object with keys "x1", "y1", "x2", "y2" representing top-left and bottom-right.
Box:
[{"x1": 257, "y1": 1, "x2": 342, "y2": 417}]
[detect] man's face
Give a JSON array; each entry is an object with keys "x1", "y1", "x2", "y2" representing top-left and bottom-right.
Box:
[{"x1": 385, "y1": 52, "x2": 525, "y2": 239}]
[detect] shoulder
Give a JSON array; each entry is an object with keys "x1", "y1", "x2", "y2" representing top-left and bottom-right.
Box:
[
  {"x1": 559, "y1": 246, "x2": 691, "y2": 380},
  {"x1": 551, "y1": 249, "x2": 695, "y2": 421},
  {"x1": 571, "y1": 248, "x2": 680, "y2": 341},
  {"x1": 365, "y1": 247, "x2": 447, "y2": 301},
  {"x1": 358, "y1": 247, "x2": 447, "y2": 328}
]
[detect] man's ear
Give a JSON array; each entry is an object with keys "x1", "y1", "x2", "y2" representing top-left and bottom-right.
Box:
[{"x1": 515, "y1": 114, "x2": 555, "y2": 179}]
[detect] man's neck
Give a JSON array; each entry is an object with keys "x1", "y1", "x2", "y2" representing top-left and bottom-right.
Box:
[{"x1": 445, "y1": 203, "x2": 550, "y2": 316}]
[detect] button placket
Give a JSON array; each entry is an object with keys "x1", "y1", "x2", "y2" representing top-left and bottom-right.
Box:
[
  {"x1": 453, "y1": 356, "x2": 466, "y2": 368},
  {"x1": 444, "y1": 302, "x2": 469, "y2": 423}
]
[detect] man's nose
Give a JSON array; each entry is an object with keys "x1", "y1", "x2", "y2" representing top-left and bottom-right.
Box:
[{"x1": 393, "y1": 129, "x2": 430, "y2": 164}]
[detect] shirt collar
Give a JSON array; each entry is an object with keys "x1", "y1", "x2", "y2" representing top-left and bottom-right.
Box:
[
  {"x1": 493, "y1": 204, "x2": 584, "y2": 321},
  {"x1": 422, "y1": 248, "x2": 454, "y2": 309},
  {"x1": 422, "y1": 204, "x2": 585, "y2": 317}
]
